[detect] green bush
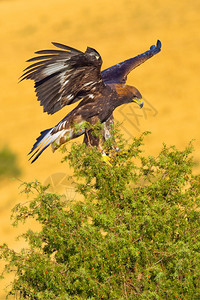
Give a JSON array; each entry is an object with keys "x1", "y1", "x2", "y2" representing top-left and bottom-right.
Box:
[
  {"x1": 0, "y1": 146, "x2": 21, "y2": 179},
  {"x1": 0, "y1": 130, "x2": 200, "y2": 299}
]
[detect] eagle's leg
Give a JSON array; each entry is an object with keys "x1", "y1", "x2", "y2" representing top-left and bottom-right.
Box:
[
  {"x1": 102, "y1": 114, "x2": 119, "y2": 153},
  {"x1": 83, "y1": 129, "x2": 106, "y2": 154},
  {"x1": 83, "y1": 129, "x2": 112, "y2": 166},
  {"x1": 85, "y1": 129, "x2": 93, "y2": 147},
  {"x1": 83, "y1": 129, "x2": 99, "y2": 147}
]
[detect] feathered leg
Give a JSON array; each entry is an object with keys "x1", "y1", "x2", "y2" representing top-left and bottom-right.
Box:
[
  {"x1": 83, "y1": 128, "x2": 112, "y2": 166},
  {"x1": 102, "y1": 114, "x2": 119, "y2": 153}
]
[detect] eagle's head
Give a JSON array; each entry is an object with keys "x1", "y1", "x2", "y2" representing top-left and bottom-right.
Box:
[
  {"x1": 126, "y1": 85, "x2": 143, "y2": 108},
  {"x1": 114, "y1": 84, "x2": 143, "y2": 108}
]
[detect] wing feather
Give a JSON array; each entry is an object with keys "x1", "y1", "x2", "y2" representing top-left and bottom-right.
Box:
[
  {"x1": 35, "y1": 49, "x2": 69, "y2": 55},
  {"x1": 26, "y1": 54, "x2": 56, "y2": 62},
  {"x1": 23, "y1": 61, "x2": 47, "y2": 71},
  {"x1": 101, "y1": 40, "x2": 161, "y2": 84},
  {"x1": 51, "y1": 42, "x2": 82, "y2": 53},
  {"x1": 21, "y1": 43, "x2": 105, "y2": 114}
]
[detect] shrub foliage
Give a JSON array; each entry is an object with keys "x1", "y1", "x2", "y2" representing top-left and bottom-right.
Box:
[
  {"x1": 0, "y1": 146, "x2": 21, "y2": 179},
  {"x1": 0, "y1": 129, "x2": 200, "y2": 299}
]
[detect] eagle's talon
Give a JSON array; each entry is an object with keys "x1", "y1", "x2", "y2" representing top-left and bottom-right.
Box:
[{"x1": 102, "y1": 154, "x2": 112, "y2": 166}]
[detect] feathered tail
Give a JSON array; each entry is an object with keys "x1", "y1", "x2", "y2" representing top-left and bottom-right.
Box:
[{"x1": 28, "y1": 127, "x2": 61, "y2": 163}]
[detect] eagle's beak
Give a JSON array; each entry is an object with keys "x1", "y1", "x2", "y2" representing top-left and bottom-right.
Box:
[{"x1": 134, "y1": 97, "x2": 143, "y2": 108}]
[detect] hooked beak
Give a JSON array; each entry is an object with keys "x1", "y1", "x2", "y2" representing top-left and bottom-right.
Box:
[{"x1": 133, "y1": 97, "x2": 143, "y2": 108}]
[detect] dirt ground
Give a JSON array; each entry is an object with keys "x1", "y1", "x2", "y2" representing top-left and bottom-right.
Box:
[{"x1": 0, "y1": 0, "x2": 199, "y2": 297}]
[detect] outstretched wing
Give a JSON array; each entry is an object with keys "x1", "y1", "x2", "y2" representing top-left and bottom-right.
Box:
[
  {"x1": 20, "y1": 42, "x2": 105, "y2": 114},
  {"x1": 101, "y1": 40, "x2": 161, "y2": 84}
]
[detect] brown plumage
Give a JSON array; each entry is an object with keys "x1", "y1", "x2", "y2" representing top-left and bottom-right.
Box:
[{"x1": 20, "y1": 40, "x2": 161, "y2": 163}]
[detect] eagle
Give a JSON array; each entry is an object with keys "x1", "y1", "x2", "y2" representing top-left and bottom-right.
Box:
[{"x1": 20, "y1": 40, "x2": 161, "y2": 163}]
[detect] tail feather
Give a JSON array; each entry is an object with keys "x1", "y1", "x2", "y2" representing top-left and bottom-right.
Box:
[
  {"x1": 30, "y1": 143, "x2": 51, "y2": 164},
  {"x1": 28, "y1": 148, "x2": 40, "y2": 161},
  {"x1": 28, "y1": 128, "x2": 52, "y2": 155},
  {"x1": 28, "y1": 128, "x2": 57, "y2": 163}
]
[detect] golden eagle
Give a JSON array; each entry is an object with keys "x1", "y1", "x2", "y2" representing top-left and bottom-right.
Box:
[{"x1": 20, "y1": 40, "x2": 161, "y2": 163}]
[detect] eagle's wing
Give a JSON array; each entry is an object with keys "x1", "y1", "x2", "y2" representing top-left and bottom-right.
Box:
[
  {"x1": 20, "y1": 42, "x2": 105, "y2": 114},
  {"x1": 101, "y1": 40, "x2": 161, "y2": 84}
]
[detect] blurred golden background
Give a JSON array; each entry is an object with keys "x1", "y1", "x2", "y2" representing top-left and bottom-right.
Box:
[{"x1": 0, "y1": 0, "x2": 199, "y2": 297}]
